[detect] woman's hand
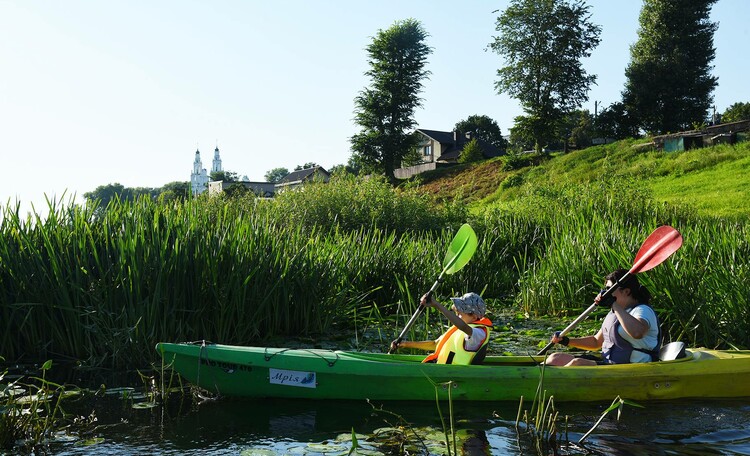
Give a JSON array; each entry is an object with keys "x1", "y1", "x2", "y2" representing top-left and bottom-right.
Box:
[
  {"x1": 551, "y1": 331, "x2": 570, "y2": 346},
  {"x1": 595, "y1": 289, "x2": 616, "y2": 307}
]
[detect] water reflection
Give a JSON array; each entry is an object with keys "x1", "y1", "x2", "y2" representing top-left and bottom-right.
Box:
[
  {"x1": 553, "y1": 400, "x2": 750, "y2": 456},
  {"x1": 46, "y1": 393, "x2": 750, "y2": 455}
]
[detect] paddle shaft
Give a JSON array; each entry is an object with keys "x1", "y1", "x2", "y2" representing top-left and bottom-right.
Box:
[
  {"x1": 388, "y1": 276, "x2": 443, "y2": 353},
  {"x1": 388, "y1": 224, "x2": 478, "y2": 354}
]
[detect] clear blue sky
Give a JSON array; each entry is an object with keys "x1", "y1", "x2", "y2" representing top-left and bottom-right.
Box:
[{"x1": 1, "y1": 0, "x2": 748, "y2": 215}]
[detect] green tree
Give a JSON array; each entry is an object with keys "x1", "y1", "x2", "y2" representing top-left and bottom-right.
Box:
[
  {"x1": 84, "y1": 183, "x2": 126, "y2": 207},
  {"x1": 350, "y1": 18, "x2": 431, "y2": 182},
  {"x1": 157, "y1": 181, "x2": 190, "y2": 202},
  {"x1": 294, "y1": 162, "x2": 319, "y2": 171},
  {"x1": 84, "y1": 183, "x2": 159, "y2": 210},
  {"x1": 490, "y1": 0, "x2": 601, "y2": 153},
  {"x1": 508, "y1": 115, "x2": 538, "y2": 153},
  {"x1": 210, "y1": 170, "x2": 239, "y2": 182},
  {"x1": 401, "y1": 137, "x2": 424, "y2": 167},
  {"x1": 264, "y1": 167, "x2": 290, "y2": 183},
  {"x1": 224, "y1": 182, "x2": 251, "y2": 198},
  {"x1": 454, "y1": 114, "x2": 508, "y2": 150},
  {"x1": 622, "y1": 0, "x2": 718, "y2": 135},
  {"x1": 458, "y1": 138, "x2": 484, "y2": 163},
  {"x1": 722, "y1": 102, "x2": 750, "y2": 123},
  {"x1": 595, "y1": 102, "x2": 640, "y2": 140},
  {"x1": 560, "y1": 109, "x2": 594, "y2": 151}
]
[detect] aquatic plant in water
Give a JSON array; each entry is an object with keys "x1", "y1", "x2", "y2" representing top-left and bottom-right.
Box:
[{"x1": 0, "y1": 360, "x2": 96, "y2": 453}]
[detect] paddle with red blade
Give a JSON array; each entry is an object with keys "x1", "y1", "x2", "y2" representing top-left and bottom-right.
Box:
[
  {"x1": 388, "y1": 224, "x2": 478, "y2": 354},
  {"x1": 537, "y1": 225, "x2": 683, "y2": 356}
]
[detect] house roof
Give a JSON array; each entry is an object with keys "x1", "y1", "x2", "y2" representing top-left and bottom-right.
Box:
[
  {"x1": 279, "y1": 166, "x2": 330, "y2": 184},
  {"x1": 417, "y1": 129, "x2": 457, "y2": 144},
  {"x1": 416, "y1": 129, "x2": 504, "y2": 161}
]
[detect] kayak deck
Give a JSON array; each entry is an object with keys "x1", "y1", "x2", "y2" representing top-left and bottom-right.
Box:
[{"x1": 156, "y1": 342, "x2": 750, "y2": 402}]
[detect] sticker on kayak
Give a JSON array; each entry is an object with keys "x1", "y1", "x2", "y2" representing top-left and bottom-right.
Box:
[{"x1": 269, "y1": 368, "x2": 317, "y2": 388}]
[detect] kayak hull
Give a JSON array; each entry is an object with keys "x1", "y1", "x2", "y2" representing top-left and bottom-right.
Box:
[{"x1": 156, "y1": 342, "x2": 750, "y2": 402}]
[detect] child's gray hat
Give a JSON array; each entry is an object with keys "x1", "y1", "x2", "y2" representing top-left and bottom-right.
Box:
[{"x1": 450, "y1": 292, "x2": 486, "y2": 317}]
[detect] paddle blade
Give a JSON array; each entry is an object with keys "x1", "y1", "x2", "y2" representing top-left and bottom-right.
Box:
[
  {"x1": 442, "y1": 224, "x2": 478, "y2": 275},
  {"x1": 631, "y1": 225, "x2": 683, "y2": 274}
]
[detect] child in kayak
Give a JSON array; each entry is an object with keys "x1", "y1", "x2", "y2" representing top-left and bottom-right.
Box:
[
  {"x1": 546, "y1": 268, "x2": 661, "y2": 366},
  {"x1": 389, "y1": 292, "x2": 493, "y2": 365}
]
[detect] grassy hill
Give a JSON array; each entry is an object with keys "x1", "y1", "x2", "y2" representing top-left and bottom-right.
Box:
[{"x1": 409, "y1": 138, "x2": 750, "y2": 219}]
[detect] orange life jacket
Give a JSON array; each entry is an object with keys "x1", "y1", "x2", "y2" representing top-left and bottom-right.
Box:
[{"x1": 422, "y1": 317, "x2": 493, "y2": 365}]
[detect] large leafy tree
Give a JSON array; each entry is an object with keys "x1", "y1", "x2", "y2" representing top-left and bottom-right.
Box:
[
  {"x1": 210, "y1": 170, "x2": 239, "y2": 182},
  {"x1": 85, "y1": 182, "x2": 190, "y2": 208},
  {"x1": 159, "y1": 181, "x2": 191, "y2": 202},
  {"x1": 350, "y1": 19, "x2": 431, "y2": 182},
  {"x1": 508, "y1": 115, "x2": 537, "y2": 153},
  {"x1": 554, "y1": 109, "x2": 594, "y2": 151},
  {"x1": 264, "y1": 167, "x2": 290, "y2": 183},
  {"x1": 722, "y1": 102, "x2": 750, "y2": 123},
  {"x1": 454, "y1": 114, "x2": 507, "y2": 150},
  {"x1": 490, "y1": 0, "x2": 601, "y2": 152},
  {"x1": 622, "y1": 0, "x2": 718, "y2": 135},
  {"x1": 595, "y1": 102, "x2": 640, "y2": 140},
  {"x1": 84, "y1": 183, "x2": 128, "y2": 207}
]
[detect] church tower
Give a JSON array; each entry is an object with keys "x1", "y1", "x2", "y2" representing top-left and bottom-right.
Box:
[
  {"x1": 190, "y1": 149, "x2": 209, "y2": 195},
  {"x1": 212, "y1": 146, "x2": 223, "y2": 173}
]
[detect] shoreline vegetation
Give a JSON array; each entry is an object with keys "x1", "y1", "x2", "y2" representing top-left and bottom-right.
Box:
[{"x1": 1, "y1": 141, "x2": 748, "y2": 369}]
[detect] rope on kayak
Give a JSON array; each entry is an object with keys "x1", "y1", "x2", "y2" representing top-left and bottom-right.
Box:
[
  {"x1": 192, "y1": 340, "x2": 221, "y2": 401},
  {"x1": 263, "y1": 348, "x2": 340, "y2": 367},
  {"x1": 196, "y1": 340, "x2": 207, "y2": 391}
]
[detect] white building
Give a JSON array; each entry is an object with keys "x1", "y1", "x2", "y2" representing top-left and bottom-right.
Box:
[
  {"x1": 190, "y1": 146, "x2": 223, "y2": 195},
  {"x1": 211, "y1": 146, "x2": 222, "y2": 174}
]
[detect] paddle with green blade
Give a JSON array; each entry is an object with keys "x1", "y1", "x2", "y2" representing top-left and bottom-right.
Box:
[
  {"x1": 388, "y1": 223, "x2": 478, "y2": 354},
  {"x1": 537, "y1": 225, "x2": 683, "y2": 356}
]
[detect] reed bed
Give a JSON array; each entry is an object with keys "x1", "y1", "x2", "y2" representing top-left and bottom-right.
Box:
[
  {"x1": 0, "y1": 179, "x2": 476, "y2": 368},
  {"x1": 485, "y1": 179, "x2": 750, "y2": 349},
  {"x1": 1, "y1": 175, "x2": 748, "y2": 368}
]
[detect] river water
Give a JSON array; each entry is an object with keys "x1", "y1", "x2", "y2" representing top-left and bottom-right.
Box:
[{"x1": 40, "y1": 390, "x2": 750, "y2": 455}]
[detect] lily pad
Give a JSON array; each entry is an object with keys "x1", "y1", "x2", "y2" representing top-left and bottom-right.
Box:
[
  {"x1": 240, "y1": 449, "x2": 277, "y2": 456},
  {"x1": 305, "y1": 442, "x2": 348, "y2": 453},
  {"x1": 371, "y1": 427, "x2": 402, "y2": 437},
  {"x1": 104, "y1": 387, "x2": 135, "y2": 397},
  {"x1": 60, "y1": 389, "x2": 82, "y2": 399},
  {"x1": 75, "y1": 437, "x2": 105, "y2": 446},
  {"x1": 349, "y1": 449, "x2": 384, "y2": 455},
  {"x1": 425, "y1": 444, "x2": 451, "y2": 455},
  {"x1": 334, "y1": 432, "x2": 368, "y2": 442},
  {"x1": 131, "y1": 402, "x2": 158, "y2": 409}
]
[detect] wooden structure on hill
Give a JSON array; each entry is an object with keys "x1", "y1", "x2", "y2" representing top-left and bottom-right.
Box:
[{"x1": 651, "y1": 120, "x2": 750, "y2": 152}]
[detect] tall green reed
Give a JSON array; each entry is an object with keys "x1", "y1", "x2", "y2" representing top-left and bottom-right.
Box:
[
  {"x1": 1, "y1": 174, "x2": 748, "y2": 370},
  {"x1": 0, "y1": 181, "x2": 476, "y2": 368},
  {"x1": 486, "y1": 178, "x2": 749, "y2": 348}
]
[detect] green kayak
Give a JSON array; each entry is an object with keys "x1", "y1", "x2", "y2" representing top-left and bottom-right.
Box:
[{"x1": 156, "y1": 341, "x2": 750, "y2": 402}]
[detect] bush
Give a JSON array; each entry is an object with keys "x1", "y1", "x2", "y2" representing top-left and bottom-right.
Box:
[
  {"x1": 270, "y1": 174, "x2": 468, "y2": 234},
  {"x1": 458, "y1": 139, "x2": 484, "y2": 163}
]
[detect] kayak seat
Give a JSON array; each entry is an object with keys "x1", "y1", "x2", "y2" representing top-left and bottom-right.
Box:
[{"x1": 659, "y1": 341, "x2": 686, "y2": 361}]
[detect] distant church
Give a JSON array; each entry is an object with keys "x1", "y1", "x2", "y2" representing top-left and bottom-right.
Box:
[{"x1": 191, "y1": 146, "x2": 223, "y2": 195}]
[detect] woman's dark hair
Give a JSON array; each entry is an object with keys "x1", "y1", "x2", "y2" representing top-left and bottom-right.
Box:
[{"x1": 605, "y1": 268, "x2": 652, "y2": 304}]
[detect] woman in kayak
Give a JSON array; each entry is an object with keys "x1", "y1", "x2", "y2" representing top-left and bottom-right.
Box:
[
  {"x1": 546, "y1": 269, "x2": 660, "y2": 366},
  {"x1": 389, "y1": 292, "x2": 493, "y2": 365}
]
